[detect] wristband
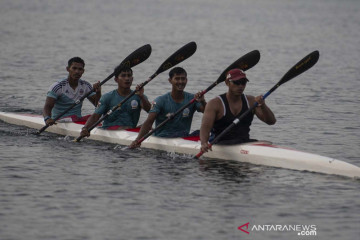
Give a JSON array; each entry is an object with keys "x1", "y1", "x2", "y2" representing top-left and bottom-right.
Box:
[
  {"x1": 44, "y1": 116, "x2": 51, "y2": 123},
  {"x1": 257, "y1": 104, "x2": 266, "y2": 109}
]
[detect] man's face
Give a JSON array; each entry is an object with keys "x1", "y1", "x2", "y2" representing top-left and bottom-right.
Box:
[
  {"x1": 227, "y1": 78, "x2": 247, "y2": 96},
  {"x1": 115, "y1": 70, "x2": 133, "y2": 88},
  {"x1": 169, "y1": 73, "x2": 187, "y2": 91},
  {"x1": 67, "y1": 62, "x2": 84, "y2": 81}
]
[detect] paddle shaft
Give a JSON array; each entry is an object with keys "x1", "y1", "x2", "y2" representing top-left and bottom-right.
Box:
[{"x1": 195, "y1": 50, "x2": 320, "y2": 159}]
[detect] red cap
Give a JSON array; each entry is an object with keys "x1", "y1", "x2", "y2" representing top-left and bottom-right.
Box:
[{"x1": 226, "y1": 69, "x2": 248, "y2": 81}]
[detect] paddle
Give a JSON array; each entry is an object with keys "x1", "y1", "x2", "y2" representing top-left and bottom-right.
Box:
[
  {"x1": 134, "y1": 50, "x2": 261, "y2": 145},
  {"x1": 195, "y1": 50, "x2": 320, "y2": 159},
  {"x1": 75, "y1": 41, "x2": 197, "y2": 142},
  {"x1": 36, "y1": 44, "x2": 152, "y2": 135}
]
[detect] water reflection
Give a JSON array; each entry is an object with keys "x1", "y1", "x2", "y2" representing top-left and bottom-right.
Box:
[{"x1": 198, "y1": 158, "x2": 263, "y2": 183}]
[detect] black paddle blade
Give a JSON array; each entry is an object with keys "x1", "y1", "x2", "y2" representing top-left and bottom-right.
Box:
[
  {"x1": 114, "y1": 44, "x2": 152, "y2": 74},
  {"x1": 278, "y1": 50, "x2": 320, "y2": 86},
  {"x1": 216, "y1": 50, "x2": 260, "y2": 84},
  {"x1": 155, "y1": 41, "x2": 197, "y2": 75}
]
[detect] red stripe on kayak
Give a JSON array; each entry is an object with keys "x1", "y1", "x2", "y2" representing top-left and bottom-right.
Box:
[
  {"x1": 250, "y1": 142, "x2": 302, "y2": 152},
  {"x1": 72, "y1": 115, "x2": 92, "y2": 125},
  {"x1": 125, "y1": 127, "x2": 141, "y2": 132},
  {"x1": 182, "y1": 136, "x2": 200, "y2": 141}
]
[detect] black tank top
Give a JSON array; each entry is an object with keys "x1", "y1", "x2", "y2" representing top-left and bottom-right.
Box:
[{"x1": 212, "y1": 93, "x2": 254, "y2": 144}]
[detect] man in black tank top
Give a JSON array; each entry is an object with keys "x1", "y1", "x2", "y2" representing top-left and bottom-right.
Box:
[{"x1": 200, "y1": 68, "x2": 276, "y2": 153}]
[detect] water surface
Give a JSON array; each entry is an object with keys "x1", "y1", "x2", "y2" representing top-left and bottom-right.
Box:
[{"x1": 0, "y1": 0, "x2": 359, "y2": 239}]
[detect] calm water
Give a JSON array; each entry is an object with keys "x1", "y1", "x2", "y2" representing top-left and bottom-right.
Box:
[{"x1": 1, "y1": 0, "x2": 359, "y2": 239}]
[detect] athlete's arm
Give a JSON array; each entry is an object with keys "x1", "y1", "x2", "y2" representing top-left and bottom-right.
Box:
[
  {"x1": 43, "y1": 96, "x2": 56, "y2": 125},
  {"x1": 195, "y1": 91, "x2": 207, "y2": 113},
  {"x1": 88, "y1": 81, "x2": 102, "y2": 106},
  {"x1": 200, "y1": 98, "x2": 220, "y2": 152},
  {"x1": 79, "y1": 113, "x2": 102, "y2": 137},
  {"x1": 129, "y1": 112, "x2": 157, "y2": 148},
  {"x1": 250, "y1": 95, "x2": 276, "y2": 125},
  {"x1": 136, "y1": 85, "x2": 151, "y2": 112}
]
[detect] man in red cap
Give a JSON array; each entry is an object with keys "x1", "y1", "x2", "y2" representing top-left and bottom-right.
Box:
[{"x1": 199, "y1": 68, "x2": 276, "y2": 153}]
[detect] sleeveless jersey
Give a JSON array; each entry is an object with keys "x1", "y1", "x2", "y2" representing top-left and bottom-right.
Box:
[
  {"x1": 47, "y1": 78, "x2": 95, "y2": 119},
  {"x1": 212, "y1": 93, "x2": 254, "y2": 144}
]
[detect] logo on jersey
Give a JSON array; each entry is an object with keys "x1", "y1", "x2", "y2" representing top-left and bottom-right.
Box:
[
  {"x1": 150, "y1": 101, "x2": 156, "y2": 110},
  {"x1": 96, "y1": 101, "x2": 101, "y2": 109},
  {"x1": 131, "y1": 100, "x2": 138, "y2": 109},
  {"x1": 182, "y1": 108, "x2": 190, "y2": 117},
  {"x1": 79, "y1": 89, "x2": 84, "y2": 95}
]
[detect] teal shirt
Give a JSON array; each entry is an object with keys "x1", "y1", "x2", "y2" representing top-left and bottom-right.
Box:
[
  {"x1": 95, "y1": 89, "x2": 147, "y2": 129},
  {"x1": 150, "y1": 92, "x2": 202, "y2": 137}
]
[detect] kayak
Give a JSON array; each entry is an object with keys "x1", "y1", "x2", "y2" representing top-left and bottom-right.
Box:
[{"x1": 1, "y1": 111, "x2": 360, "y2": 178}]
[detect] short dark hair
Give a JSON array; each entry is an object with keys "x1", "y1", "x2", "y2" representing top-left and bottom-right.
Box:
[
  {"x1": 68, "y1": 57, "x2": 85, "y2": 68},
  {"x1": 114, "y1": 68, "x2": 133, "y2": 78},
  {"x1": 169, "y1": 67, "x2": 187, "y2": 78}
]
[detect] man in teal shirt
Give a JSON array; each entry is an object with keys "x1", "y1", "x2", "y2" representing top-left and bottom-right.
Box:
[
  {"x1": 130, "y1": 67, "x2": 206, "y2": 148},
  {"x1": 79, "y1": 68, "x2": 151, "y2": 138}
]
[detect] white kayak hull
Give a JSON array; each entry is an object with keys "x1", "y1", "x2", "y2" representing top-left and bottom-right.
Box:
[{"x1": 1, "y1": 111, "x2": 360, "y2": 178}]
